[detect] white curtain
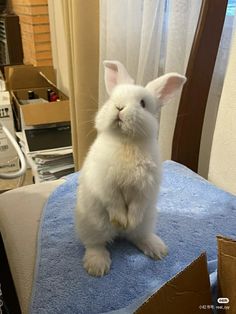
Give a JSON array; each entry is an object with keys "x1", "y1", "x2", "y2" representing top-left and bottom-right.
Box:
[
  {"x1": 99, "y1": 0, "x2": 201, "y2": 161},
  {"x1": 159, "y1": 0, "x2": 201, "y2": 160},
  {"x1": 99, "y1": 0, "x2": 165, "y2": 106}
]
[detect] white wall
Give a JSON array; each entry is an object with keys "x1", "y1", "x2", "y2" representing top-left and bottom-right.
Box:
[
  {"x1": 208, "y1": 25, "x2": 236, "y2": 195},
  {"x1": 199, "y1": 14, "x2": 235, "y2": 178}
]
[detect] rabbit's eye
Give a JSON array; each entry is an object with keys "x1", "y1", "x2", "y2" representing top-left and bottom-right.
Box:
[{"x1": 140, "y1": 99, "x2": 146, "y2": 108}]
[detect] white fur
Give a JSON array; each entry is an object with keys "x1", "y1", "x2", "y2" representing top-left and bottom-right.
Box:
[{"x1": 76, "y1": 61, "x2": 186, "y2": 276}]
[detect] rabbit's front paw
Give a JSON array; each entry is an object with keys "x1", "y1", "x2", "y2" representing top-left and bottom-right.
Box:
[
  {"x1": 135, "y1": 234, "x2": 168, "y2": 260},
  {"x1": 83, "y1": 247, "x2": 111, "y2": 277},
  {"x1": 110, "y1": 211, "x2": 128, "y2": 230}
]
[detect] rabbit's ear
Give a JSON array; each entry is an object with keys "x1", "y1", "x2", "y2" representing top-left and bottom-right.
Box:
[
  {"x1": 103, "y1": 60, "x2": 134, "y2": 95},
  {"x1": 146, "y1": 73, "x2": 186, "y2": 104}
]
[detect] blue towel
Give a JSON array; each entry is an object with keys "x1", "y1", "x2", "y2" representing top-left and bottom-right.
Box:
[{"x1": 30, "y1": 161, "x2": 236, "y2": 314}]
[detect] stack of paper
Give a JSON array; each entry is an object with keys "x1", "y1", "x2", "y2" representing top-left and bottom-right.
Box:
[
  {"x1": 16, "y1": 132, "x2": 75, "y2": 183},
  {"x1": 30, "y1": 150, "x2": 74, "y2": 182}
]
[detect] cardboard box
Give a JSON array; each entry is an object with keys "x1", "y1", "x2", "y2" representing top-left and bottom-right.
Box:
[
  {"x1": 12, "y1": 88, "x2": 70, "y2": 127},
  {"x1": 5, "y1": 65, "x2": 70, "y2": 130},
  {"x1": 136, "y1": 253, "x2": 213, "y2": 314},
  {"x1": 136, "y1": 236, "x2": 236, "y2": 313},
  {"x1": 217, "y1": 236, "x2": 236, "y2": 314},
  {"x1": 0, "y1": 91, "x2": 19, "y2": 173}
]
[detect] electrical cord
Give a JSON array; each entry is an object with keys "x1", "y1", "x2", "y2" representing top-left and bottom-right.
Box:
[{"x1": 0, "y1": 121, "x2": 27, "y2": 179}]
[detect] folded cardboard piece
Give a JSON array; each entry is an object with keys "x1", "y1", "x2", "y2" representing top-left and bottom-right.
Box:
[
  {"x1": 217, "y1": 236, "x2": 236, "y2": 314},
  {"x1": 136, "y1": 253, "x2": 213, "y2": 314},
  {"x1": 4, "y1": 65, "x2": 70, "y2": 130},
  {"x1": 136, "y1": 236, "x2": 236, "y2": 314}
]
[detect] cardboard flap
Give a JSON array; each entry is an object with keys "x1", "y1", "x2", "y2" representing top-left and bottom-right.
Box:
[
  {"x1": 39, "y1": 71, "x2": 57, "y2": 89},
  {"x1": 135, "y1": 253, "x2": 212, "y2": 314},
  {"x1": 217, "y1": 236, "x2": 236, "y2": 314},
  {"x1": 37, "y1": 66, "x2": 56, "y2": 86},
  {"x1": 5, "y1": 65, "x2": 56, "y2": 90}
]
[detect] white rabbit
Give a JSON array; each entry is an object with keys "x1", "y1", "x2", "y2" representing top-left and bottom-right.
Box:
[{"x1": 76, "y1": 61, "x2": 186, "y2": 277}]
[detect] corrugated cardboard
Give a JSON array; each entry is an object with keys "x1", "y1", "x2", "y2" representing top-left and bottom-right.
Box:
[
  {"x1": 5, "y1": 65, "x2": 56, "y2": 90},
  {"x1": 136, "y1": 253, "x2": 213, "y2": 314},
  {"x1": 5, "y1": 65, "x2": 70, "y2": 129},
  {"x1": 217, "y1": 236, "x2": 236, "y2": 314}
]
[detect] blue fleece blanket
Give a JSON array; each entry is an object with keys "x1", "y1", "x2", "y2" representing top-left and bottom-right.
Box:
[{"x1": 30, "y1": 161, "x2": 236, "y2": 314}]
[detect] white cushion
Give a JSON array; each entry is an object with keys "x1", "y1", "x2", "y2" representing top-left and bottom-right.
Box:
[{"x1": 0, "y1": 180, "x2": 64, "y2": 314}]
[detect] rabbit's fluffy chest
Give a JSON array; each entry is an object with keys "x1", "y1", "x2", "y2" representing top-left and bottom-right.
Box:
[
  {"x1": 83, "y1": 135, "x2": 160, "y2": 193},
  {"x1": 110, "y1": 142, "x2": 158, "y2": 188}
]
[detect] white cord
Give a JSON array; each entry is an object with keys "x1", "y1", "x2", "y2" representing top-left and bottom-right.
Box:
[{"x1": 0, "y1": 121, "x2": 27, "y2": 179}]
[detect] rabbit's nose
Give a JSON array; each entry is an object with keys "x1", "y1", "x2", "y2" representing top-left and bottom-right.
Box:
[{"x1": 116, "y1": 106, "x2": 124, "y2": 111}]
